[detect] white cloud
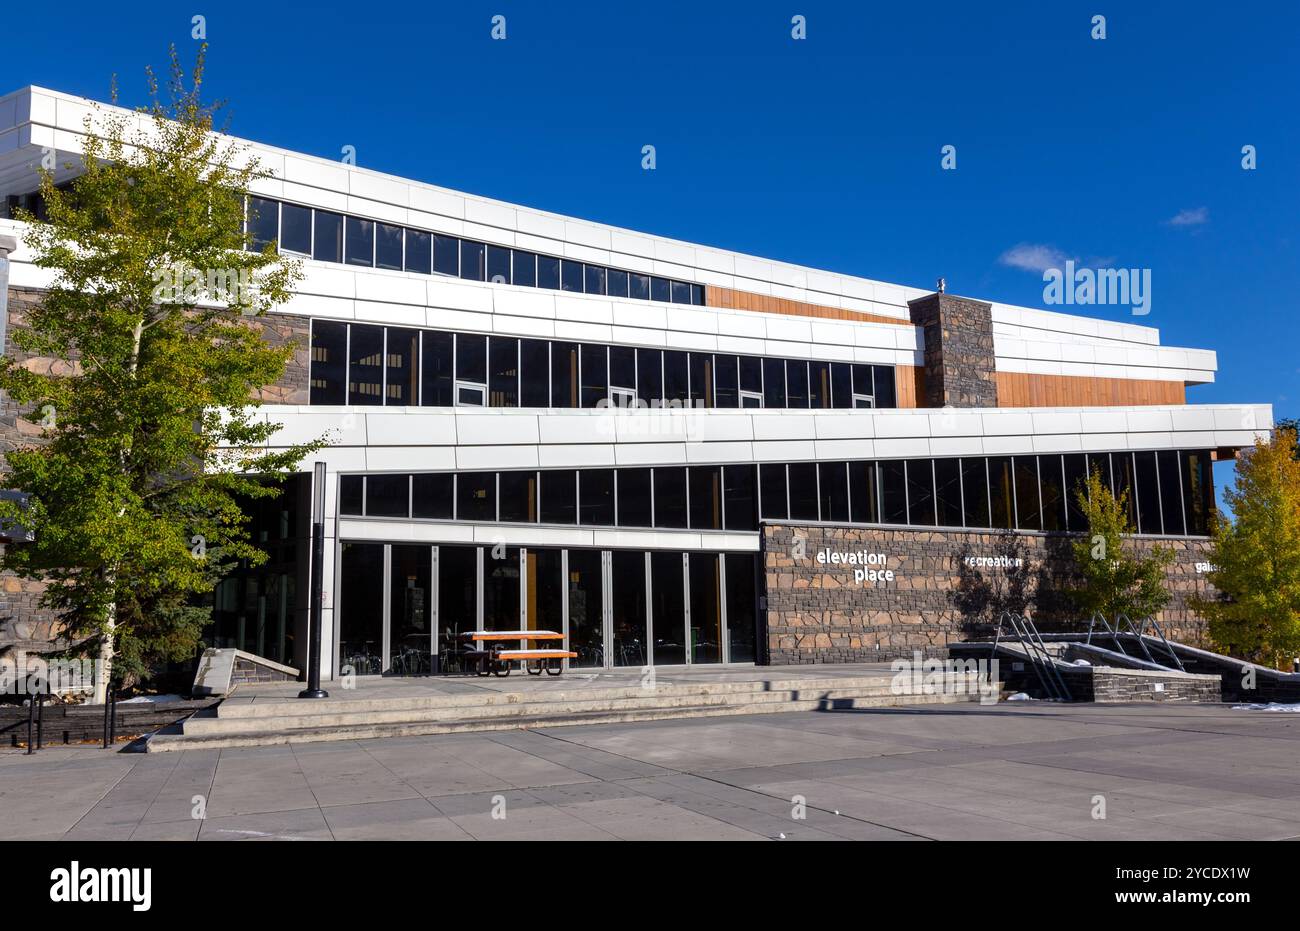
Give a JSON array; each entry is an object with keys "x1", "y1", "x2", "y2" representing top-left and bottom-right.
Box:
[
  {"x1": 998, "y1": 243, "x2": 1070, "y2": 273},
  {"x1": 1166, "y1": 207, "x2": 1209, "y2": 227}
]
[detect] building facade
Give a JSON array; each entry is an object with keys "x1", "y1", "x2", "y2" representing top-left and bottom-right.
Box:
[{"x1": 0, "y1": 86, "x2": 1274, "y2": 679}]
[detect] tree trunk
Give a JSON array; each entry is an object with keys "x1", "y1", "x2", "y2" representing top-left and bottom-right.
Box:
[{"x1": 93, "y1": 621, "x2": 114, "y2": 705}]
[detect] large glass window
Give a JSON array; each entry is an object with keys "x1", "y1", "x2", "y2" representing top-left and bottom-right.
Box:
[
  {"x1": 247, "y1": 196, "x2": 278, "y2": 252},
  {"x1": 819, "y1": 462, "x2": 849, "y2": 522},
  {"x1": 1157, "y1": 450, "x2": 1185, "y2": 536},
  {"x1": 809, "y1": 361, "x2": 830, "y2": 409},
  {"x1": 413, "y1": 473, "x2": 453, "y2": 519},
  {"x1": 489, "y1": 337, "x2": 519, "y2": 407},
  {"x1": 788, "y1": 463, "x2": 819, "y2": 520},
  {"x1": 651, "y1": 552, "x2": 686, "y2": 665},
  {"x1": 1014, "y1": 456, "x2": 1042, "y2": 531},
  {"x1": 689, "y1": 353, "x2": 712, "y2": 407},
  {"x1": 1063, "y1": 454, "x2": 1089, "y2": 530},
  {"x1": 437, "y1": 546, "x2": 477, "y2": 672},
  {"x1": 348, "y1": 324, "x2": 383, "y2": 405},
  {"x1": 1114, "y1": 452, "x2": 1139, "y2": 529},
  {"x1": 433, "y1": 234, "x2": 459, "y2": 276},
  {"x1": 1039, "y1": 456, "x2": 1065, "y2": 531},
  {"x1": 961, "y1": 458, "x2": 990, "y2": 528},
  {"x1": 486, "y1": 245, "x2": 511, "y2": 284},
  {"x1": 1133, "y1": 451, "x2": 1162, "y2": 534},
  {"x1": 520, "y1": 338, "x2": 549, "y2": 407},
  {"x1": 689, "y1": 465, "x2": 722, "y2": 530},
  {"x1": 610, "y1": 551, "x2": 647, "y2": 667},
  {"x1": 881, "y1": 460, "x2": 908, "y2": 525},
  {"x1": 989, "y1": 457, "x2": 1015, "y2": 529},
  {"x1": 483, "y1": 547, "x2": 520, "y2": 632},
  {"x1": 714, "y1": 354, "x2": 738, "y2": 408},
  {"x1": 689, "y1": 553, "x2": 722, "y2": 664},
  {"x1": 421, "y1": 331, "x2": 454, "y2": 406},
  {"x1": 651, "y1": 277, "x2": 670, "y2": 302},
  {"x1": 366, "y1": 473, "x2": 410, "y2": 518},
  {"x1": 906, "y1": 460, "x2": 936, "y2": 526},
  {"x1": 850, "y1": 460, "x2": 879, "y2": 523},
  {"x1": 456, "y1": 472, "x2": 496, "y2": 521},
  {"x1": 763, "y1": 358, "x2": 786, "y2": 408},
  {"x1": 561, "y1": 259, "x2": 583, "y2": 292},
  {"x1": 512, "y1": 250, "x2": 537, "y2": 287},
  {"x1": 524, "y1": 548, "x2": 564, "y2": 635},
  {"x1": 404, "y1": 229, "x2": 431, "y2": 274},
  {"x1": 460, "y1": 240, "x2": 486, "y2": 281},
  {"x1": 935, "y1": 458, "x2": 963, "y2": 527},
  {"x1": 579, "y1": 469, "x2": 615, "y2": 525},
  {"x1": 345, "y1": 216, "x2": 374, "y2": 267},
  {"x1": 313, "y1": 210, "x2": 343, "y2": 262},
  {"x1": 539, "y1": 470, "x2": 576, "y2": 524},
  {"x1": 629, "y1": 273, "x2": 650, "y2": 301},
  {"x1": 609, "y1": 345, "x2": 636, "y2": 393},
  {"x1": 830, "y1": 363, "x2": 853, "y2": 409},
  {"x1": 389, "y1": 545, "x2": 431, "y2": 674},
  {"x1": 567, "y1": 550, "x2": 603, "y2": 667},
  {"x1": 280, "y1": 203, "x2": 311, "y2": 255},
  {"x1": 723, "y1": 465, "x2": 757, "y2": 531},
  {"x1": 310, "y1": 321, "x2": 347, "y2": 405},
  {"x1": 654, "y1": 467, "x2": 688, "y2": 528},
  {"x1": 1181, "y1": 450, "x2": 1213, "y2": 535},
  {"x1": 537, "y1": 255, "x2": 560, "y2": 289},
  {"x1": 551, "y1": 342, "x2": 579, "y2": 408},
  {"x1": 872, "y1": 365, "x2": 897, "y2": 408},
  {"x1": 759, "y1": 464, "x2": 788, "y2": 520},
  {"x1": 339, "y1": 475, "x2": 363, "y2": 516},
  {"x1": 376, "y1": 223, "x2": 403, "y2": 270},
  {"x1": 786, "y1": 361, "x2": 809, "y2": 409},
  {"x1": 580, "y1": 344, "x2": 608, "y2": 407},
  {"x1": 499, "y1": 471, "x2": 537, "y2": 523},
  {"x1": 385, "y1": 327, "x2": 418, "y2": 405},
  {"x1": 617, "y1": 468, "x2": 653, "y2": 527},
  {"x1": 637, "y1": 349, "x2": 662, "y2": 404},
  {"x1": 664, "y1": 351, "x2": 689, "y2": 404},
  {"x1": 339, "y1": 543, "x2": 384, "y2": 675},
  {"x1": 725, "y1": 553, "x2": 757, "y2": 663},
  {"x1": 583, "y1": 263, "x2": 606, "y2": 295}
]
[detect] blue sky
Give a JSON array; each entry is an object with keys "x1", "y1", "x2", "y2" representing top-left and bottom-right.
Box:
[{"x1": 2, "y1": 1, "x2": 1296, "y2": 507}]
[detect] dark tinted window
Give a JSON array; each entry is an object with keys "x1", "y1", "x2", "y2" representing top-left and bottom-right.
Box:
[
  {"x1": 689, "y1": 353, "x2": 712, "y2": 406},
  {"x1": 310, "y1": 320, "x2": 347, "y2": 404},
  {"x1": 456, "y1": 472, "x2": 496, "y2": 521},
  {"x1": 499, "y1": 471, "x2": 537, "y2": 522},
  {"x1": 579, "y1": 469, "x2": 615, "y2": 525},
  {"x1": 486, "y1": 245, "x2": 511, "y2": 284},
  {"x1": 654, "y1": 467, "x2": 688, "y2": 528},
  {"x1": 629, "y1": 273, "x2": 650, "y2": 300},
  {"x1": 759, "y1": 464, "x2": 788, "y2": 520},
  {"x1": 376, "y1": 223, "x2": 403, "y2": 270},
  {"x1": 1063, "y1": 454, "x2": 1089, "y2": 531},
  {"x1": 881, "y1": 460, "x2": 908, "y2": 524},
  {"x1": 852, "y1": 364, "x2": 874, "y2": 400},
  {"x1": 617, "y1": 469, "x2": 653, "y2": 527},
  {"x1": 1157, "y1": 450, "x2": 1185, "y2": 536},
  {"x1": 348, "y1": 324, "x2": 383, "y2": 405},
  {"x1": 714, "y1": 354, "x2": 738, "y2": 408},
  {"x1": 637, "y1": 349, "x2": 662, "y2": 404},
  {"x1": 421, "y1": 331, "x2": 454, "y2": 406},
  {"x1": 690, "y1": 284, "x2": 705, "y2": 306},
  {"x1": 519, "y1": 338, "x2": 549, "y2": 407},
  {"x1": 788, "y1": 463, "x2": 819, "y2": 520},
  {"x1": 609, "y1": 345, "x2": 636, "y2": 390},
  {"x1": 1014, "y1": 456, "x2": 1042, "y2": 531},
  {"x1": 872, "y1": 366, "x2": 896, "y2": 408},
  {"x1": 961, "y1": 459, "x2": 990, "y2": 528},
  {"x1": 538, "y1": 255, "x2": 560, "y2": 289},
  {"x1": 651, "y1": 277, "x2": 671, "y2": 302},
  {"x1": 280, "y1": 203, "x2": 311, "y2": 255},
  {"x1": 433, "y1": 235, "x2": 459, "y2": 276},
  {"x1": 809, "y1": 361, "x2": 830, "y2": 408},
  {"x1": 1113, "y1": 453, "x2": 1138, "y2": 529},
  {"x1": 404, "y1": 229, "x2": 431, "y2": 274},
  {"x1": 739, "y1": 356, "x2": 762, "y2": 395},
  {"x1": 607, "y1": 268, "x2": 629, "y2": 298},
  {"x1": 786, "y1": 361, "x2": 809, "y2": 409},
  {"x1": 366, "y1": 474, "x2": 409, "y2": 518},
  {"x1": 689, "y1": 465, "x2": 721, "y2": 530},
  {"x1": 247, "y1": 196, "x2": 278, "y2": 251},
  {"x1": 339, "y1": 474, "x2": 363, "y2": 515},
  {"x1": 671, "y1": 281, "x2": 691, "y2": 305},
  {"x1": 906, "y1": 460, "x2": 936, "y2": 526},
  {"x1": 584, "y1": 264, "x2": 607, "y2": 295},
  {"x1": 663, "y1": 351, "x2": 689, "y2": 404},
  {"x1": 850, "y1": 461, "x2": 879, "y2": 523},
  {"x1": 989, "y1": 457, "x2": 1014, "y2": 529},
  {"x1": 385, "y1": 327, "x2": 419, "y2": 405},
  {"x1": 313, "y1": 210, "x2": 343, "y2": 262},
  {"x1": 551, "y1": 342, "x2": 578, "y2": 408},
  {"x1": 1181, "y1": 450, "x2": 1213, "y2": 535},
  {"x1": 489, "y1": 337, "x2": 519, "y2": 407},
  {"x1": 412, "y1": 473, "x2": 453, "y2": 518},
  {"x1": 512, "y1": 250, "x2": 536, "y2": 287},
  {"x1": 561, "y1": 259, "x2": 583, "y2": 292},
  {"x1": 456, "y1": 333, "x2": 487, "y2": 384},
  {"x1": 1133, "y1": 451, "x2": 1161, "y2": 534},
  {"x1": 345, "y1": 216, "x2": 374, "y2": 266},
  {"x1": 460, "y1": 241, "x2": 485, "y2": 280},
  {"x1": 830, "y1": 363, "x2": 853, "y2": 409},
  {"x1": 723, "y1": 465, "x2": 757, "y2": 531},
  {"x1": 763, "y1": 358, "x2": 787, "y2": 408},
  {"x1": 580, "y1": 344, "x2": 607, "y2": 407},
  {"x1": 935, "y1": 458, "x2": 963, "y2": 527},
  {"x1": 1039, "y1": 455, "x2": 1065, "y2": 531},
  {"x1": 819, "y1": 462, "x2": 849, "y2": 522},
  {"x1": 539, "y1": 470, "x2": 576, "y2": 524}
]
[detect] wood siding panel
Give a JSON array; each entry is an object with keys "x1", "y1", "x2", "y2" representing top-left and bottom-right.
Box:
[
  {"x1": 996, "y1": 372, "x2": 1185, "y2": 407},
  {"x1": 708, "y1": 285, "x2": 912, "y2": 328}
]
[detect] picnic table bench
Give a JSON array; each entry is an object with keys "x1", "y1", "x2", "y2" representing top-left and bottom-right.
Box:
[{"x1": 458, "y1": 630, "x2": 577, "y2": 677}]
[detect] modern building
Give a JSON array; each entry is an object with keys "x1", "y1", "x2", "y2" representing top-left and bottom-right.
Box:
[{"x1": 0, "y1": 86, "x2": 1274, "y2": 680}]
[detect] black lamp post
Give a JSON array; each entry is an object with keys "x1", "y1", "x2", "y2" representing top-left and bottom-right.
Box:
[{"x1": 299, "y1": 461, "x2": 329, "y2": 699}]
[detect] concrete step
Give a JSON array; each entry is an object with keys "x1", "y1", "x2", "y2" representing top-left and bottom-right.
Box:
[
  {"x1": 145, "y1": 688, "x2": 992, "y2": 751},
  {"x1": 180, "y1": 677, "x2": 992, "y2": 737},
  {"x1": 211, "y1": 674, "x2": 918, "y2": 719}
]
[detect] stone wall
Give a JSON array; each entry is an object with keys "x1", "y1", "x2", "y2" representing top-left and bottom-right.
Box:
[
  {"x1": 907, "y1": 292, "x2": 998, "y2": 408},
  {"x1": 762, "y1": 522, "x2": 1216, "y2": 665}
]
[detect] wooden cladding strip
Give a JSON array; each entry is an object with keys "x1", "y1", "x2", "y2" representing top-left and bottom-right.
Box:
[
  {"x1": 895, "y1": 365, "x2": 925, "y2": 409},
  {"x1": 996, "y1": 371, "x2": 1185, "y2": 408},
  {"x1": 708, "y1": 285, "x2": 912, "y2": 328}
]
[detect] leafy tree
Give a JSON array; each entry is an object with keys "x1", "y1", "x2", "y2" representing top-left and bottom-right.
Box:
[
  {"x1": 1067, "y1": 468, "x2": 1173, "y2": 622},
  {"x1": 0, "y1": 47, "x2": 321, "y2": 700},
  {"x1": 1194, "y1": 426, "x2": 1300, "y2": 667},
  {"x1": 1276, "y1": 417, "x2": 1299, "y2": 461}
]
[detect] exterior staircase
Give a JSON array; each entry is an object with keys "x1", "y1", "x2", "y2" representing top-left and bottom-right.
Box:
[{"x1": 146, "y1": 670, "x2": 1002, "y2": 751}]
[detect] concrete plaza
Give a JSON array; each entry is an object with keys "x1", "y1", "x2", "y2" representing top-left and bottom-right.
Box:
[{"x1": 2, "y1": 701, "x2": 1298, "y2": 841}]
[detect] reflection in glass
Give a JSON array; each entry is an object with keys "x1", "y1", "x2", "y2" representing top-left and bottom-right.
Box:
[
  {"x1": 389, "y1": 545, "x2": 431, "y2": 674},
  {"x1": 339, "y1": 542, "x2": 384, "y2": 675},
  {"x1": 689, "y1": 553, "x2": 722, "y2": 664},
  {"x1": 567, "y1": 550, "x2": 603, "y2": 667},
  {"x1": 651, "y1": 552, "x2": 686, "y2": 665},
  {"x1": 611, "y1": 551, "x2": 647, "y2": 667},
  {"x1": 437, "y1": 546, "x2": 477, "y2": 673}
]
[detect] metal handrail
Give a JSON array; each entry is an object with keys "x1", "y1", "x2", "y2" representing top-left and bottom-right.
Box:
[
  {"x1": 994, "y1": 611, "x2": 1071, "y2": 701},
  {"x1": 1115, "y1": 613, "x2": 1160, "y2": 666},
  {"x1": 1133, "y1": 616, "x2": 1185, "y2": 671}
]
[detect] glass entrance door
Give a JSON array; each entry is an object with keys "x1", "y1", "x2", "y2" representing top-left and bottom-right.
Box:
[{"x1": 610, "y1": 551, "x2": 648, "y2": 667}]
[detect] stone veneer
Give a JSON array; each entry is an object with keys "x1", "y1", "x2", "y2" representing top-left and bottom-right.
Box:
[
  {"x1": 0, "y1": 286, "x2": 309, "y2": 655},
  {"x1": 907, "y1": 292, "x2": 998, "y2": 408},
  {"x1": 762, "y1": 522, "x2": 1217, "y2": 665}
]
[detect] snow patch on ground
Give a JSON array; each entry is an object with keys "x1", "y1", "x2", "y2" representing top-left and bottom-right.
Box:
[
  {"x1": 1006, "y1": 692, "x2": 1034, "y2": 701},
  {"x1": 119, "y1": 694, "x2": 184, "y2": 704},
  {"x1": 1232, "y1": 702, "x2": 1300, "y2": 713}
]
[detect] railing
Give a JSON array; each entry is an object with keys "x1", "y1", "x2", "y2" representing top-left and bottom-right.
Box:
[
  {"x1": 1086, "y1": 612, "x2": 1185, "y2": 672},
  {"x1": 992, "y1": 611, "x2": 1072, "y2": 701}
]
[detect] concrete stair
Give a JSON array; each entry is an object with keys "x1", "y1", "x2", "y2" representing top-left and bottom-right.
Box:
[{"x1": 146, "y1": 672, "x2": 1001, "y2": 751}]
